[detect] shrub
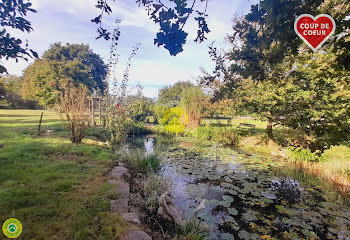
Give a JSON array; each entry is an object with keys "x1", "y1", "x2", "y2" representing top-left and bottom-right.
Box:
[
  {"x1": 129, "y1": 122, "x2": 151, "y2": 135},
  {"x1": 86, "y1": 127, "x2": 111, "y2": 142},
  {"x1": 216, "y1": 129, "x2": 241, "y2": 146},
  {"x1": 57, "y1": 85, "x2": 89, "y2": 143},
  {"x1": 194, "y1": 125, "x2": 216, "y2": 140},
  {"x1": 288, "y1": 147, "x2": 325, "y2": 162}
]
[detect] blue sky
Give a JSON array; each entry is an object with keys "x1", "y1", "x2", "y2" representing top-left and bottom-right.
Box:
[{"x1": 3, "y1": 0, "x2": 258, "y2": 98}]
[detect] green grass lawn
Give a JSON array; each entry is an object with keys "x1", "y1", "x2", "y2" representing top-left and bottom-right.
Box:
[{"x1": 0, "y1": 110, "x2": 126, "y2": 240}]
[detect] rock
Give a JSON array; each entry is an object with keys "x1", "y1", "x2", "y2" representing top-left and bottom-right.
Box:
[
  {"x1": 110, "y1": 166, "x2": 130, "y2": 181},
  {"x1": 109, "y1": 180, "x2": 130, "y2": 199},
  {"x1": 111, "y1": 199, "x2": 129, "y2": 213},
  {"x1": 109, "y1": 179, "x2": 130, "y2": 214},
  {"x1": 118, "y1": 162, "x2": 125, "y2": 167},
  {"x1": 123, "y1": 230, "x2": 152, "y2": 240},
  {"x1": 122, "y1": 212, "x2": 141, "y2": 224}
]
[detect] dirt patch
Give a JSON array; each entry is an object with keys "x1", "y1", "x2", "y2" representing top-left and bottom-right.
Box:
[{"x1": 179, "y1": 141, "x2": 195, "y2": 148}]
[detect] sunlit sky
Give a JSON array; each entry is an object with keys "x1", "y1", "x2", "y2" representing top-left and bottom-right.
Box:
[{"x1": 3, "y1": 0, "x2": 258, "y2": 98}]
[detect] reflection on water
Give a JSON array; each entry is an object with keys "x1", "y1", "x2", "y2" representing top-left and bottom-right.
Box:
[{"x1": 144, "y1": 137, "x2": 155, "y2": 156}]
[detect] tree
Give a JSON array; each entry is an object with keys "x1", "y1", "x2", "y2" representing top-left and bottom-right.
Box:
[
  {"x1": 158, "y1": 81, "x2": 195, "y2": 106},
  {"x1": 0, "y1": 74, "x2": 39, "y2": 108},
  {"x1": 0, "y1": 0, "x2": 37, "y2": 74},
  {"x1": 42, "y1": 43, "x2": 108, "y2": 92},
  {"x1": 277, "y1": 50, "x2": 350, "y2": 153},
  {"x1": 199, "y1": 0, "x2": 350, "y2": 153},
  {"x1": 0, "y1": 75, "x2": 23, "y2": 93},
  {"x1": 127, "y1": 95, "x2": 155, "y2": 122},
  {"x1": 22, "y1": 60, "x2": 92, "y2": 107}
]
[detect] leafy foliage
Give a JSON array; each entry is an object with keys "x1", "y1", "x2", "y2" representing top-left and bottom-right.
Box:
[
  {"x1": 21, "y1": 43, "x2": 107, "y2": 107},
  {"x1": 0, "y1": 0, "x2": 38, "y2": 74},
  {"x1": 200, "y1": 0, "x2": 350, "y2": 153},
  {"x1": 92, "y1": 0, "x2": 210, "y2": 55},
  {"x1": 127, "y1": 95, "x2": 155, "y2": 122},
  {"x1": 0, "y1": 75, "x2": 39, "y2": 108},
  {"x1": 158, "y1": 81, "x2": 195, "y2": 106},
  {"x1": 161, "y1": 106, "x2": 188, "y2": 134},
  {"x1": 42, "y1": 43, "x2": 108, "y2": 92},
  {"x1": 216, "y1": 129, "x2": 241, "y2": 146},
  {"x1": 22, "y1": 60, "x2": 91, "y2": 107}
]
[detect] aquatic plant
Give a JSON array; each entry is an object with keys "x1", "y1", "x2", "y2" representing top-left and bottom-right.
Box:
[
  {"x1": 119, "y1": 152, "x2": 161, "y2": 173},
  {"x1": 178, "y1": 219, "x2": 208, "y2": 240},
  {"x1": 270, "y1": 178, "x2": 302, "y2": 203}
]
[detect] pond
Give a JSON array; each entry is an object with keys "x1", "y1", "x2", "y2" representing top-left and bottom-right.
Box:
[{"x1": 129, "y1": 135, "x2": 350, "y2": 240}]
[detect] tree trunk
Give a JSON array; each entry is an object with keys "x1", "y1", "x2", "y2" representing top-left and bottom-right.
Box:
[{"x1": 266, "y1": 119, "x2": 273, "y2": 139}]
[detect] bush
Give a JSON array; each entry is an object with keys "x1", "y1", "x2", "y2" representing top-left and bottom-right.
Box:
[
  {"x1": 129, "y1": 122, "x2": 151, "y2": 135},
  {"x1": 57, "y1": 85, "x2": 89, "y2": 143},
  {"x1": 194, "y1": 125, "x2": 217, "y2": 140},
  {"x1": 194, "y1": 126, "x2": 241, "y2": 146},
  {"x1": 86, "y1": 127, "x2": 111, "y2": 142},
  {"x1": 216, "y1": 129, "x2": 241, "y2": 146}
]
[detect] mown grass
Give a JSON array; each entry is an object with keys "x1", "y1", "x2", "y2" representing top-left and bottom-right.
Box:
[{"x1": 0, "y1": 109, "x2": 127, "y2": 240}]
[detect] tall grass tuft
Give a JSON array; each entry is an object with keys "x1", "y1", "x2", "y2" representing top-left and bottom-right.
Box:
[
  {"x1": 119, "y1": 151, "x2": 161, "y2": 173},
  {"x1": 178, "y1": 219, "x2": 208, "y2": 240}
]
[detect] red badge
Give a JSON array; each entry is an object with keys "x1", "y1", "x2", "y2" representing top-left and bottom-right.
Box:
[{"x1": 294, "y1": 14, "x2": 336, "y2": 51}]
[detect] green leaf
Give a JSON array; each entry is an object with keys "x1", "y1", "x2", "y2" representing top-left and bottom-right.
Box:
[{"x1": 228, "y1": 207, "x2": 239, "y2": 216}]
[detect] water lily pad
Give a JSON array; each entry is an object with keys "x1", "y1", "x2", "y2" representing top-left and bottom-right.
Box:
[
  {"x1": 219, "y1": 200, "x2": 231, "y2": 208},
  {"x1": 228, "y1": 208, "x2": 239, "y2": 216},
  {"x1": 222, "y1": 195, "x2": 234, "y2": 203},
  {"x1": 261, "y1": 191, "x2": 277, "y2": 200},
  {"x1": 228, "y1": 190, "x2": 238, "y2": 195},
  {"x1": 221, "y1": 233, "x2": 235, "y2": 240},
  {"x1": 242, "y1": 211, "x2": 257, "y2": 222},
  {"x1": 261, "y1": 197, "x2": 274, "y2": 204},
  {"x1": 197, "y1": 212, "x2": 211, "y2": 221},
  {"x1": 208, "y1": 199, "x2": 220, "y2": 207},
  {"x1": 301, "y1": 229, "x2": 318, "y2": 238},
  {"x1": 238, "y1": 230, "x2": 250, "y2": 240},
  {"x1": 224, "y1": 215, "x2": 236, "y2": 223}
]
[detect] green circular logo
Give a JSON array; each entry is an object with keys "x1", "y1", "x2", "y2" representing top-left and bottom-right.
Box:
[
  {"x1": 2, "y1": 218, "x2": 22, "y2": 238},
  {"x1": 161, "y1": 106, "x2": 188, "y2": 134}
]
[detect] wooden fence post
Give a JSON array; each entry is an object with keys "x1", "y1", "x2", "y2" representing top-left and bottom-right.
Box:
[{"x1": 38, "y1": 112, "x2": 44, "y2": 135}]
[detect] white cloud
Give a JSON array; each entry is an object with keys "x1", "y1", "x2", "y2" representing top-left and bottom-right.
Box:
[{"x1": 3, "y1": 0, "x2": 258, "y2": 96}]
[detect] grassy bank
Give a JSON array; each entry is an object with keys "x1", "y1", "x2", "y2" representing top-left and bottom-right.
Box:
[{"x1": 0, "y1": 110, "x2": 127, "y2": 239}]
